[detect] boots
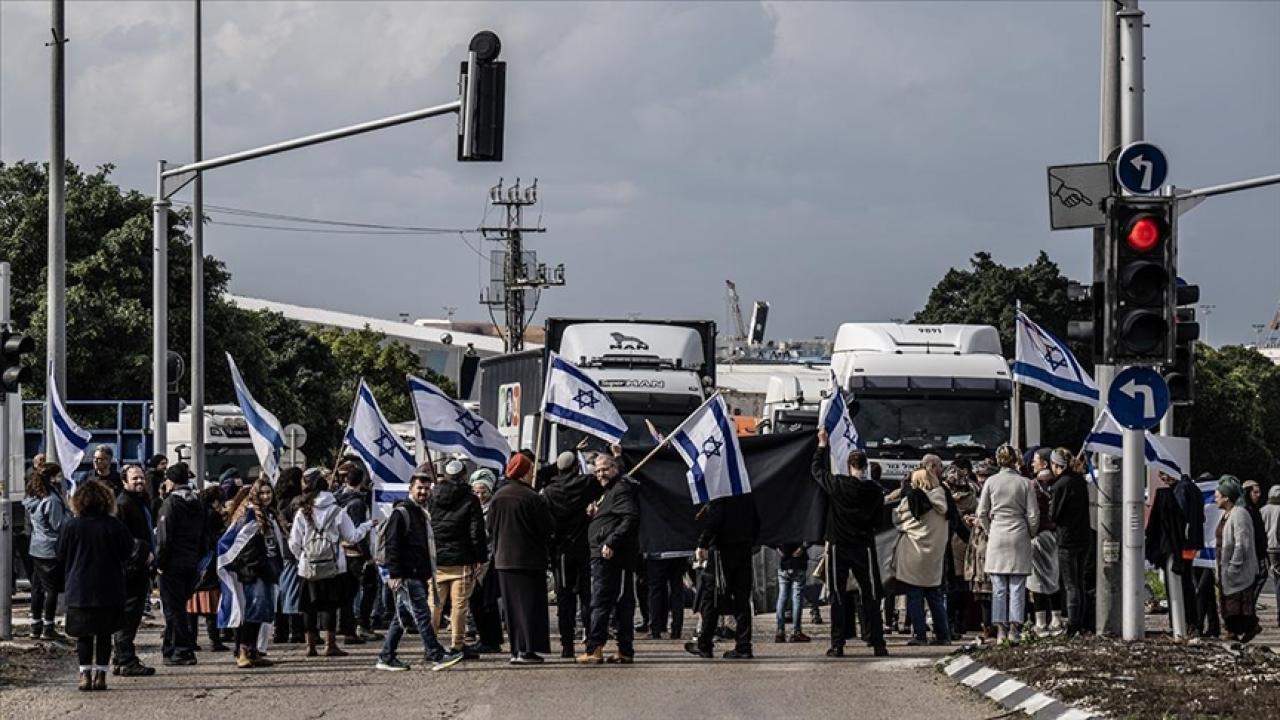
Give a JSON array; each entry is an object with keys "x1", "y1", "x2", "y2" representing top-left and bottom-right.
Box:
[
  {"x1": 236, "y1": 648, "x2": 254, "y2": 669},
  {"x1": 323, "y1": 631, "x2": 348, "y2": 657},
  {"x1": 575, "y1": 646, "x2": 604, "y2": 665},
  {"x1": 78, "y1": 670, "x2": 92, "y2": 692},
  {"x1": 305, "y1": 631, "x2": 319, "y2": 657},
  {"x1": 1049, "y1": 611, "x2": 1066, "y2": 635},
  {"x1": 996, "y1": 624, "x2": 1009, "y2": 645},
  {"x1": 92, "y1": 669, "x2": 107, "y2": 691},
  {"x1": 31, "y1": 620, "x2": 44, "y2": 639}
]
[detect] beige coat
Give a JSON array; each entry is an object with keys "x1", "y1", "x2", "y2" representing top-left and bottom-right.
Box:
[
  {"x1": 977, "y1": 469, "x2": 1039, "y2": 576},
  {"x1": 893, "y1": 486, "x2": 949, "y2": 588}
]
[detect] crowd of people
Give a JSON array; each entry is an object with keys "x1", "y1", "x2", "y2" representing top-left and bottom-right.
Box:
[{"x1": 9, "y1": 432, "x2": 1279, "y2": 691}]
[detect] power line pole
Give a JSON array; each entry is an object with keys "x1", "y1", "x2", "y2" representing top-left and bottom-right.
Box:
[
  {"x1": 46, "y1": 0, "x2": 67, "y2": 466},
  {"x1": 190, "y1": 0, "x2": 205, "y2": 486},
  {"x1": 1093, "y1": 0, "x2": 1125, "y2": 638},
  {"x1": 479, "y1": 179, "x2": 564, "y2": 352}
]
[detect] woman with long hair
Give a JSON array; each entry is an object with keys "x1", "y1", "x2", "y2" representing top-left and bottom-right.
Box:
[
  {"x1": 219, "y1": 476, "x2": 287, "y2": 668},
  {"x1": 23, "y1": 463, "x2": 68, "y2": 640},
  {"x1": 57, "y1": 479, "x2": 132, "y2": 691},
  {"x1": 288, "y1": 468, "x2": 372, "y2": 657},
  {"x1": 893, "y1": 468, "x2": 952, "y2": 646},
  {"x1": 977, "y1": 445, "x2": 1039, "y2": 643}
]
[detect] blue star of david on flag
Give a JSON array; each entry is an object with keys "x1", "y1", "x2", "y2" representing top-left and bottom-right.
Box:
[
  {"x1": 574, "y1": 388, "x2": 600, "y2": 411},
  {"x1": 670, "y1": 394, "x2": 750, "y2": 505},
  {"x1": 542, "y1": 352, "x2": 627, "y2": 445},
  {"x1": 374, "y1": 428, "x2": 398, "y2": 458},
  {"x1": 701, "y1": 436, "x2": 723, "y2": 458},
  {"x1": 455, "y1": 408, "x2": 484, "y2": 439},
  {"x1": 344, "y1": 379, "x2": 415, "y2": 513},
  {"x1": 409, "y1": 375, "x2": 510, "y2": 474},
  {"x1": 1012, "y1": 309, "x2": 1099, "y2": 407}
]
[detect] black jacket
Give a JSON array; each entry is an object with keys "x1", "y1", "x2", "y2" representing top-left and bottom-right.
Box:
[
  {"x1": 92, "y1": 468, "x2": 123, "y2": 496},
  {"x1": 541, "y1": 468, "x2": 603, "y2": 560},
  {"x1": 194, "y1": 505, "x2": 227, "y2": 591},
  {"x1": 1245, "y1": 503, "x2": 1268, "y2": 564},
  {"x1": 335, "y1": 485, "x2": 372, "y2": 560},
  {"x1": 588, "y1": 477, "x2": 640, "y2": 568},
  {"x1": 1145, "y1": 487, "x2": 1189, "y2": 571},
  {"x1": 488, "y1": 482, "x2": 554, "y2": 571},
  {"x1": 1051, "y1": 470, "x2": 1092, "y2": 551},
  {"x1": 382, "y1": 501, "x2": 434, "y2": 581},
  {"x1": 155, "y1": 485, "x2": 208, "y2": 575},
  {"x1": 1172, "y1": 476, "x2": 1205, "y2": 550},
  {"x1": 810, "y1": 446, "x2": 884, "y2": 549},
  {"x1": 115, "y1": 489, "x2": 153, "y2": 583},
  {"x1": 429, "y1": 479, "x2": 488, "y2": 567},
  {"x1": 698, "y1": 493, "x2": 759, "y2": 550},
  {"x1": 57, "y1": 514, "x2": 132, "y2": 609}
]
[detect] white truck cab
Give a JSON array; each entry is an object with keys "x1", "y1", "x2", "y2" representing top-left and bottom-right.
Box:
[{"x1": 165, "y1": 404, "x2": 263, "y2": 483}]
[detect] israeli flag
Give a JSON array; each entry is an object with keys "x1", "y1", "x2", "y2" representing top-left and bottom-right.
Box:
[
  {"x1": 344, "y1": 379, "x2": 413, "y2": 512},
  {"x1": 47, "y1": 363, "x2": 91, "y2": 485},
  {"x1": 227, "y1": 354, "x2": 286, "y2": 483},
  {"x1": 819, "y1": 370, "x2": 861, "y2": 474},
  {"x1": 670, "y1": 394, "x2": 750, "y2": 505},
  {"x1": 542, "y1": 351, "x2": 627, "y2": 444},
  {"x1": 408, "y1": 374, "x2": 509, "y2": 472},
  {"x1": 215, "y1": 507, "x2": 259, "y2": 629},
  {"x1": 1083, "y1": 409, "x2": 1183, "y2": 480},
  {"x1": 1013, "y1": 310, "x2": 1100, "y2": 407}
]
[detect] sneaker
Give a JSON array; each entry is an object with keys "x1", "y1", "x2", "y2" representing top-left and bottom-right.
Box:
[
  {"x1": 162, "y1": 655, "x2": 197, "y2": 667},
  {"x1": 512, "y1": 653, "x2": 544, "y2": 664},
  {"x1": 906, "y1": 637, "x2": 926, "y2": 647},
  {"x1": 118, "y1": 662, "x2": 156, "y2": 677},
  {"x1": 810, "y1": 610, "x2": 824, "y2": 625},
  {"x1": 790, "y1": 631, "x2": 811, "y2": 643},
  {"x1": 376, "y1": 658, "x2": 411, "y2": 672},
  {"x1": 649, "y1": 631, "x2": 663, "y2": 640},
  {"x1": 722, "y1": 649, "x2": 753, "y2": 659},
  {"x1": 825, "y1": 647, "x2": 844, "y2": 658},
  {"x1": 459, "y1": 646, "x2": 481, "y2": 660},
  {"x1": 605, "y1": 653, "x2": 634, "y2": 664},
  {"x1": 343, "y1": 634, "x2": 366, "y2": 645},
  {"x1": 873, "y1": 644, "x2": 889, "y2": 657},
  {"x1": 683, "y1": 642, "x2": 713, "y2": 659},
  {"x1": 774, "y1": 631, "x2": 787, "y2": 643},
  {"x1": 358, "y1": 627, "x2": 383, "y2": 642},
  {"x1": 576, "y1": 647, "x2": 604, "y2": 665},
  {"x1": 560, "y1": 646, "x2": 576, "y2": 659},
  {"x1": 929, "y1": 638, "x2": 951, "y2": 647},
  {"x1": 431, "y1": 652, "x2": 464, "y2": 671}
]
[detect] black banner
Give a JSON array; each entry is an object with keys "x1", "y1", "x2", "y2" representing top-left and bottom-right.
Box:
[{"x1": 624, "y1": 431, "x2": 826, "y2": 555}]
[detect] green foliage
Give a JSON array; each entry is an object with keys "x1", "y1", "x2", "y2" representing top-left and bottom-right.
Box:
[
  {"x1": 913, "y1": 251, "x2": 1095, "y2": 450},
  {"x1": 0, "y1": 160, "x2": 455, "y2": 466},
  {"x1": 1181, "y1": 343, "x2": 1279, "y2": 482}
]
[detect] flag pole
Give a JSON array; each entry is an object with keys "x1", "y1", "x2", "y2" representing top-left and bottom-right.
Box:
[
  {"x1": 406, "y1": 374, "x2": 437, "y2": 475},
  {"x1": 332, "y1": 378, "x2": 362, "y2": 477},
  {"x1": 1011, "y1": 300, "x2": 1023, "y2": 450},
  {"x1": 625, "y1": 392, "x2": 722, "y2": 479}
]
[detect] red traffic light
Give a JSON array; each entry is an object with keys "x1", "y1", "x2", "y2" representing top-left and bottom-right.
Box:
[{"x1": 1126, "y1": 216, "x2": 1162, "y2": 253}]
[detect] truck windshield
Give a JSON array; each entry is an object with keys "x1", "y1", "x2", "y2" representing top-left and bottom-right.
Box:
[{"x1": 855, "y1": 396, "x2": 1007, "y2": 457}]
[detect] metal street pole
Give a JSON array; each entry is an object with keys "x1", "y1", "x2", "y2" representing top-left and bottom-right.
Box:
[
  {"x1": 1094, "y1": 0, "x2": 1125, "y2": 638},
  {"x1": 153, "y1": 165, "x2": 171, "y2": 457},
  {"x1": 191, "y1": 0, "x2": 205, "y2": 487},
  {"x1": 45, "y1": 0, "x2": 67, "y2": 467},
  {"x1": 1, "y1": 262, "x2": 13, "y2": 639},
  {"x1": 1118, "y1": 0, "x2": 1146, "y2": 642}
]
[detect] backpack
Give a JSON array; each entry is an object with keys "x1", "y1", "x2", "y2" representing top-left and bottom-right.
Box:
[
  {"x1": 372, "y1": 506, "x2": 409, "y2": 567},
  {"x1": 299, "y1": 509, "x2": 342, "y2": 580}
]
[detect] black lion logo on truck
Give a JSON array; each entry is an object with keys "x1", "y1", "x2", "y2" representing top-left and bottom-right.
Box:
[{"x1": 609, "y1": 332, "x2": 649, "y2": 350}]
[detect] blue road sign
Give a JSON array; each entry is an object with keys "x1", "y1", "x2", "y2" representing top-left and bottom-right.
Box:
[
  {"x1": 1108, "y1": 366, "x2": 1171, "y2": 430},
  {"x1": 1115, "y1": 142, "x2": 1169, "y2": 195}
]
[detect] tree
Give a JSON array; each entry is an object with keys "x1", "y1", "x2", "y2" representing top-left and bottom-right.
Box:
[
  {"x1": 913, "y1": 251, "x2": 1095, "y2": 450},
  {"x1": 1182, "y1": 344, "x2": 1279, "y2": 482},
  {"x1": 314, "y1": 326, "x2": 456, "y2": 427}
]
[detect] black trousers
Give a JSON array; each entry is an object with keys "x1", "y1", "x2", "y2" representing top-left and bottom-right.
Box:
[
  {"x1": 587, "y1": 557, "x2": 635, "y2": 656},
  {"x1": 498, "y1": 569, "x2": 551, "y2": 655},
  {"x1": 30, "y1": 557, "x2": 60, "y2": 626},
  {"x1": 696, "y1": 545, "x2": 753, "y2": 653},
  {"x1": 1058, "y1": 546, "x2": 1090, "y2": 635},
  {"x1": 357, "y1": 562, "x2": 380, "y2": 628},
  {"x1": 111, "y1": 582, "x2": 148, "y2": 667},
  {"x1": 1193, "y1": 566, "x2": 1220, "y2": 637},
  {"x1": 647, "y1": 557, "x2": 687, "y2": 637},
  {"x1": 829, "y1": 543, "x2": 884, "y2": 650},
  {"x1": 634, "y1": 565, "x2": 650, "y2": 627},
  {"x1": 159, "y1": 569, "x2": 198, "y2": 659},
  {"x1": 337, "y1": 566, "x2": 362, "y2": 636},
  {"x1": 469, "y1": 569, "x2": 504, "y2": 649},
  {"x1": 553, "y1": 553, "x2": 591, "y2": 649},
  {"x1": 77, "y1": 634, "x2": 112, "y2": 667}
]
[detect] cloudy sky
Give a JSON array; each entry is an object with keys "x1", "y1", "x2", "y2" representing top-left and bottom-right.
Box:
[{"x1": 2, "y1": 1, "x2": 1277, "y2": 347}]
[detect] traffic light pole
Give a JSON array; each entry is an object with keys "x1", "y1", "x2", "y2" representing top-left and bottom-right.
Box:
[
  {"x1": 1118, "y1": 1, "x2": 1147, "y2": 642},
  {"x1": 0, "y1": 262, "x2": 12, "y2": 639}
]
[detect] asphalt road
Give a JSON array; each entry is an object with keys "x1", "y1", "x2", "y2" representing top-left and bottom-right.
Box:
[{"x1": 2, "y1": 612, "x2": 995, "y2": 720}]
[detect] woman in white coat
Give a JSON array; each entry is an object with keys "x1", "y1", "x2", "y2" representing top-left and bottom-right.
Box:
[
  {"x1": 894, "y1": 468, "x2": 952, "y2": 646},
  {"x1": 977, "y1": 445, "x2": 1039, "y2": 643},
  {"x1": 289, "y1": 469, "x2": 372, "y2": 657}
]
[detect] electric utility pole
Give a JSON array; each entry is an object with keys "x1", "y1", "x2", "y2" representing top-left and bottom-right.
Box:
[{"x1": 479, "y1": 178, "x2": 564, "y2": 352}]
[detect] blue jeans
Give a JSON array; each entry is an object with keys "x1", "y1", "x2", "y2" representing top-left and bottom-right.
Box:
[
  {"x1": 903, "y1": 583, "x2": 950, "y2": 642},
  {"x1": 990, "y1": 574, "x2": 1027, "y2": 626},
  {"x1": 379, "y1": 578, "x2": 447, "y2": 663},
  {"x1": 587, "y1": 558, "x2": 635, "y2": 656},
  {"x1": 775, "y1": 568, "x2": 805, "y2": 633}
]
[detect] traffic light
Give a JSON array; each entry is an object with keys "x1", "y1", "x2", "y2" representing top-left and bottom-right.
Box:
[
  {"x1": 1, "y1": 328, "x2": 35, "y2": 397},
  {"x1": 1066, "y1": 280, "x2": 1103, "y2": 358},
  {"x1": 457, "y1": 31, "x2": 505, "y2": 162},
  {"x1": 1164, "y1": 281, "x2": 1201, "y2": 404},
  {"x1": 1104, "y1": 196, "x2": 1177, "y2": 365}
]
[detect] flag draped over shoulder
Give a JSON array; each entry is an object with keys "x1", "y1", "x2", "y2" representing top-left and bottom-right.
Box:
[
  {"x1": 819, "y1": 370, "x2": 861, "y2": 474},
  {"x1": 1012, "y1": 310, "x2": 1100, "y2": 406},
  {"x1": 408, "y1": 374, "x2": 509, "y2": 472},
  {"x1": 670, "y1": 394, "x2": 750, "y2": 504},
  {"x1": 1083, "y1": 409, "x2": 1182, "y2": 480},
  {"x1": 47, "y1": 363, "x2": 91, "y2": 487},
  {"x1": 542, "y1": 351, "x2": 628, "y2": 444},
  {"x1": 344, "y1": 379, "x2": 414, "y2": 514},
  {"x1": 216, "y1": 508, "x2": 259, "y2": 629},
  {"x1": 227, "y1": 353, "x2": 286, "y2": 483}
]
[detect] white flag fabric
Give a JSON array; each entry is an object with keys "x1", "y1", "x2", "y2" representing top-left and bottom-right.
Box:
[
  {"x1": 408, "y1": 374, "x2": 509, "y2": 473},
  {"x1": 227, "y1": 354, "x2": 286, "y2": 483},
  {"x1": 819, "y1": 370, "x2": 861, "y2": 474},
  {"x1": 1013, "y1": 310, "x2": 1100, "y2": 407},
  {"x1": 344, "y1": 379, "x2": 414, "y2": 512},
  {"x1": 670, "y1": 394, "x2": 750, "y2": 505},
  {"x1": 1083, "y1": 409, "x2": 1183, "y2": 480},
  {"x1": 542, "y1": 351, "x2": 628, "y2": 444},
  {"x1": 47, "y1": 364, "x2": 91, "y2": 486}
]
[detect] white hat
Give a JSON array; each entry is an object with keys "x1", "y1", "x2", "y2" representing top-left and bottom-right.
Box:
[{"x1": 444, "y1": 459, "x2": 465, "y2": 477}]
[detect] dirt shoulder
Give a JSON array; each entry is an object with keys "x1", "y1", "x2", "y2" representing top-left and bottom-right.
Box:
[
  {"x1": 970, "y1": 635, "x2": 1280, "y2": 719},
  {"x1": 0, "y1": 639, "x2": 73, "y2": 692}
]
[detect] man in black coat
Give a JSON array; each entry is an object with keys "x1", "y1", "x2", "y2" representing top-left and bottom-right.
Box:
[
  {"x1": 428, "y1": 460, "x2": 488, "y2": 654},
  {"x1": 334, "y1": 462, "x2": 380, "y2": 644},
  {"x1": 684, "y1": 491, "x2": 759, "y2": 660},
  {"x1": 1051, "y1": 452, "x2": 1093, "y2": 636},
  {"x1": 811, "y1": 431, "x2": 889, "y2": 657},
  {"x1": 576, "y1": 446, "x2": 639, "y2": 665},
  {"x1": 541, "y1": 451, "x2": 603, "y2": 657},
  {"x1": 488, "y1": 453, "x2": 555, "y2": 663},
  {"x1": 112, "y1": 466, "x2": 156, "y2": 676},
  {"x1": 155, "y1": 463, "x2": 206, "y2": 666},
  {"x1": 1169, "y1": 472, "x2": 1207, "y2": 636}
]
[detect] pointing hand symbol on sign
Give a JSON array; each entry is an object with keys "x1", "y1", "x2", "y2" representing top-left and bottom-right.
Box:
[{"x1": 1050, "y1": 174, "x2": 1094, "y2": 208}]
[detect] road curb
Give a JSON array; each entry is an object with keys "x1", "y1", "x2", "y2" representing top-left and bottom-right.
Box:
[{"x1": 938, "y1": 654, "x2": 1104, "y2": 720}]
